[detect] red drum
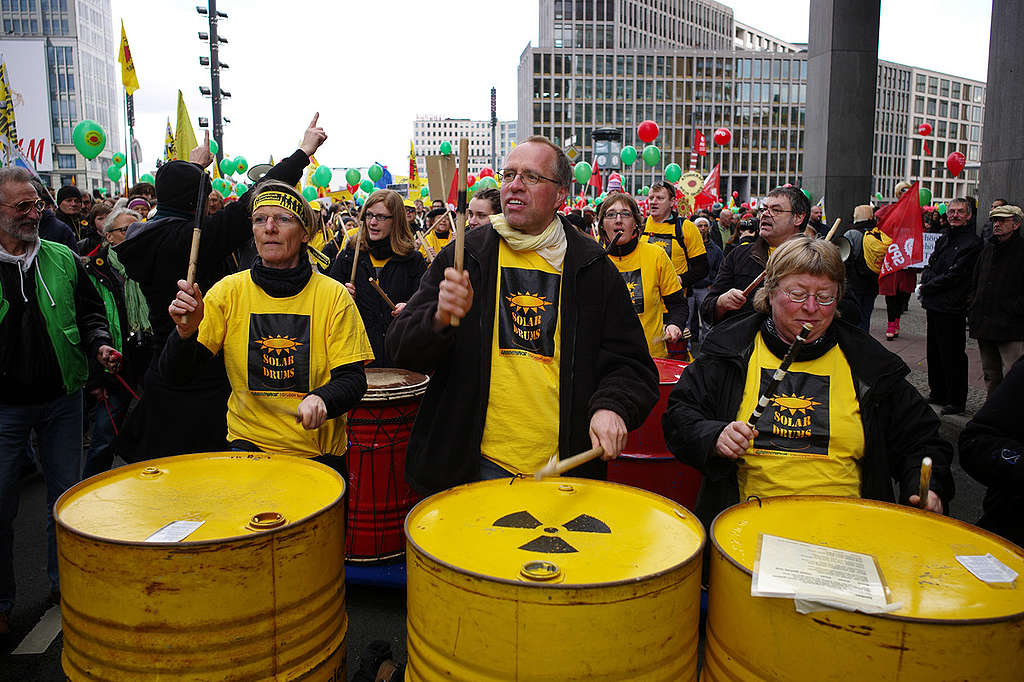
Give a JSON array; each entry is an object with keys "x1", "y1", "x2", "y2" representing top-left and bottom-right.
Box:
[
  {"x1": 346, "y1": 368, "x2": 428, "y2": 562},
  {"x1": 609, "y1": 357, "x2": 703, "y2": 510},
  {"x1": 666, "y1": 338, "x2": 692, "y2": 361}
]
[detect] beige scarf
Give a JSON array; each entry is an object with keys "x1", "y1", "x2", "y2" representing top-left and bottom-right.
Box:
[{"x1": 490, "y1": 214, "x2": 566, "y2": 272}]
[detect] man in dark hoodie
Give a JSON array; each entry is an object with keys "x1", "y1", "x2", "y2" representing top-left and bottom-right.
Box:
[
  {"x1": 31, "y1": 179, "x2": 78, "y2": 253},
  {"x1": 113, "y1": 117, "x2": 328, "y2": 461},
  {"x1": 54, "y1": 184, "x2": 87, "y2": 239}
]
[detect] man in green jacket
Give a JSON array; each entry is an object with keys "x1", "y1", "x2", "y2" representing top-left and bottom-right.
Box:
[{"x1": 0, "y1": 167, "x2": 118, "y2": 635}]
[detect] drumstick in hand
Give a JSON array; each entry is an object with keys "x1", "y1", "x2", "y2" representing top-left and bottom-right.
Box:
[
  {"x1": 918, "y1": 457, "x2": 933, "y2": 510},
  {"x1": 741, "y1": 271, "x2": 767, "y2": 298},
  {"x1": 368, "y1": 277, "x2": 397, "y2": 311},
  {"x1": 534, "y1": 446, "x2": 604, "y2": 480},
  {"x1": 747, "y1": 322, "x2": 814, "y2": 430}
]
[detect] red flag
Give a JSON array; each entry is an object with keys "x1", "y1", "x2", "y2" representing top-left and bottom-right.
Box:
[
  {"x1": 923, "y1": 140, "x2": 931, "y2": 156},
  {"x1": 702, "y1": 163, "x2": 720, "y2": 200},
  {"x1": 589, "y1": 158, "x2": 602, "y2": 193},
  {"x1": 693, "y1": 130, "x2": 707, "y2": 157},
  {"x1": 877, "y1": 181, "x2": 924, "y2": 282}
]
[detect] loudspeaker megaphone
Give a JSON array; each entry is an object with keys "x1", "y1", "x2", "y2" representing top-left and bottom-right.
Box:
[{"x1": 834, "y1": 234, "x2": 852, "y2": 261}]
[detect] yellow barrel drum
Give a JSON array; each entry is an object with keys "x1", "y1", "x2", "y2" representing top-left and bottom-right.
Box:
[
  {"x1": 56, "y1": 452, "x2": 348, "y2": 681},
  {"x1": 705, "y1": 496, "x2": 1024, "y2": 681},
  {"x1": 404, "y1": 477, "x2": 705, "y2": 681}
]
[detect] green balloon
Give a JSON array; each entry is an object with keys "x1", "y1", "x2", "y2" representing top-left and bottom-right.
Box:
[
  {"x1": 235, "y1": 156, "x2": 248, "y2": 174},
  {"x1": 211, "y1": 178, "x2": 226, "y2": 193},
  {"x1": 801, "y1": 188, "x2": 812, "y2": 203},
  {"x1": 640, "y1": 185, "x2": 650, "y2": 196},
  {"x1": 72, "y1": 119, "x2": 105, "y2": 160},
  {"x1": 209, "y1": 138, "x2": 219, "y2": 155},
  {"x1": 620, "y1": 145, "x2": 637, "y2": 167},
  {"x1": 642, "y1": 145, "x2": 661, "y2": 167},
  {"x1": 216, "y1": 184, "x2": 231, "y2": 199},
  {"x1": 106, "y1": 165, "x2": 121, "y2": 182},
  {"x1": 874, "y1": 192, "x2": 883, "y2": 200},
  {"x1": 439, "y1": 141, "x2": 452, "y2": 155},
  {"x1": 573, "y1": 161, "x2": 592, "y2": 184},
  {"x1": 302, "y1": 186, "x2": 318, "y2": 201},
  {"x1": 664, "y1": 163, "x2": 682, "y2": 183},
  {"x1": 345, "y1": 168, "x2": 361, "y2": 186},
  {"x1": 235, "y1": 182, "x2": 248, "y2": 195},
  {"x1": 937, "y1": 202, "x2": 947, "y2": 215},
  {"x1": 368, "y1": 164, "x2": 384, "y2": 182},
  {"x1": 97, "y1": 187, "x2": 107, "y2": 197},
  {"x1": 140, "y1": 173, "x2": 155, "y2": 184},
  {"x1": 219, "y1": 158, "x2": 235, "y2": 177},
  {"x1": 419, "y1": 186, "x2": 429, "y2": 198},
  {"x1": 312, "y1": 165, "x2": 333, "y2": 188},
  {"x1": 111, "y1": 152, "x2": 126, "y2": 168},
  {"x1": 919, "y1": 187, "x2": 932, "y2": 207},
  {"x1": 359, "y1": 179, "x2": 374, "y2": 193}
]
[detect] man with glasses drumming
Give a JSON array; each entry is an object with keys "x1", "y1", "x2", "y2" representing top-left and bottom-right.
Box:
[
  {"x1": 701, "y1": 186, "x2": 810, "y2": 326},
  {"x1": 388, "y1": 135, "x2": 657, "y2": 493},
  {"x1": 0, "y1": 167, "x2": 120, "y2": 633}
]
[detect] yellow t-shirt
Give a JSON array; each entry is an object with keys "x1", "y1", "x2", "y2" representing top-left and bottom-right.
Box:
[
  {"x1": 642, "y1": 216, "x2": 706, "y2": 277},
  {"x1": 422, "y1": 230, "x2": 452, "y2": 258},
  {"x1": 480, "y1": 240, "x2": 562, "y2": 474},
  {"x1": 197, "y1": 270, "x2": 375, "y2": 458},
  {"x1": 608, "y1": 241, "x2": 682, "y2": 358},
  {"x1": 735, "y1": 332, "x2": 865, "y2": 499}
]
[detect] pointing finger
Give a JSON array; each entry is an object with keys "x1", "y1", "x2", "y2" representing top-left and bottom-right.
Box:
[{"x1": 310, "y1": 112, "x2": 319, "y2": 128}]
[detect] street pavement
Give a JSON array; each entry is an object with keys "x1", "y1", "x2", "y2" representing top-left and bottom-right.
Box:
[{"x1": 0, "y1": 295, "x2": 996, "y2": 679}]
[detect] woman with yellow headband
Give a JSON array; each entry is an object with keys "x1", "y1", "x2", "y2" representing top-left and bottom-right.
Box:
[{"x1": 164, "y1": 180, "x2": 374, "y2": 470}]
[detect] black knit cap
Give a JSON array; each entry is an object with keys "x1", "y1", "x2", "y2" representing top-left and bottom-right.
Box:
[
  {"x1": 56, "y1": 185, "x2": 81, "y2": 203},
  {"x1": 154, "y1": 161, "x2": 213, "y2": 213}
]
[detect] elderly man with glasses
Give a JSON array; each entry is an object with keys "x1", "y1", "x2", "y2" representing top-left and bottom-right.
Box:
[
  {"x1": 0, "y1": 167, "x2": 119, "y2": 633},
  {"x1": 700, "y1": 186, "x2": 810, "y2": 326},
  {"x1": 387, "y1": 135, "x2": 657, "y2": 493}
]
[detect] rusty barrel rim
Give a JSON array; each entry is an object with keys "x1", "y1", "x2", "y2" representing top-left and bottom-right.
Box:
[
  {"x1": 710, "y1": 495, "x2": 1024, "y2": 625},
  {"x1": 405, "y1": 477, "x2": 705, "y2": 589},
  {"x1": 55, "y1": 451, "x2": 346, "y2": 547},
  {"x1": 362, "y1": 368, "x2": 429, "y2": 402}
]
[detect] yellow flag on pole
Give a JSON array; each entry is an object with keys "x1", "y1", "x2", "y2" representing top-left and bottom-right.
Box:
[
  {"x1": 163, "y1": 117, "x2": 173, "y2": 162},
  {"x1": 0, "y1": 61, "x2": 19, "y2": 165},
  {"x1": 118, "y1": 20, "x2": 140, "y2": 95},
  {"x1": 171, "y1": 90, "x2": 197, "y2": 161}
]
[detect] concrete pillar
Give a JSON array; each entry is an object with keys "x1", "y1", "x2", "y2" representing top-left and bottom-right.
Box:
[
  {"x1": 979, "y1": 0, "x2": 1024, "y2": 216},
  {"x1": 803, "y1": 0, "x2": 880, "y2": 230}
]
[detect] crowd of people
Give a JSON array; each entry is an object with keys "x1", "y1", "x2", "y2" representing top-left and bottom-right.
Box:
[{"x1": 1, "y1": 121, "x2": 1022, "y2": 663}]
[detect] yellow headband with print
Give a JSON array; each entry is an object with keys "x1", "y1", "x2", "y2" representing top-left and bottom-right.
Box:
[{"x1": 253, "y1": 190, "x2": 309, "y2": 229}]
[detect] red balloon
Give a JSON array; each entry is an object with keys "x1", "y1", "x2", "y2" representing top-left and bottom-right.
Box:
[
  {"x1": 479, "y1": 167, "x2": 494, "y2": 178},
  {"x1": 732, "y1": 191, "x2": 739, "y2": 199},
  {"x1": 945, "y1": 151, "x2": 966, "y2": 177},
  {"x1": 741, "y1": 202, "x2": 750, "y2": 209},
  {"x1": 347, "y1": 184, "x2": 359, "y2": 194},
  {"x1": 917, "y1": 123, "x2": 932, "y2": 136},
  {"x1": 637, "y1": 120, "x2": 659, "y2": 144},
  {"x1": 468, "y1": 174, "x2": 477, "y2": 187},
  {"x1": 713, "y1": 127, "x2": 732, "y2": 145}
]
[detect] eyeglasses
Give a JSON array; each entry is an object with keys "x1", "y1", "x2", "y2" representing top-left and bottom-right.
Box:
[
  {"x1": 498, "y1": 169, "x2": 560, "y2": 186},
  {"x1": 783, "y1": 289, "x2": 837, "y2": 306},
  {"x1": 252, "y1": 214, "x2": 299, "y2": 228},
  {"x1": 761, "y1": 205, "x2": 794, "y2": 216},
  {"x1": 0, "y1": 199, "x2": 45, "y2": 214},
  {"x1": 365, "y1": 211, "x2": 392, "y2": 223},
  {"x1": 603, "y1": 210, "x2": 635, "y2": 221},
  {"x1": 106, "y1": 227, "x2": 128, "y2": 235}
]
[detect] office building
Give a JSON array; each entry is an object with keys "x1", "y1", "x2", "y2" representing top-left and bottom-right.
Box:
[
  {"x1": 519, "y1": 0, "x2": 983, "y2": 204},
  {"x1": 413, "y1": 116, "x2": 517, "y2": 178}
]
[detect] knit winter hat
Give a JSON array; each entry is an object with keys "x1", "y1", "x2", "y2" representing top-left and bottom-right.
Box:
[
  {"x1": 154, "y1": 161, "x2": 213, "y2": 214},
  {"x1": 56, "y1": 185, "x2": 82, "y2": 204}
]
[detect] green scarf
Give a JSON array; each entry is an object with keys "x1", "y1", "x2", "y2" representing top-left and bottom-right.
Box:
[{"x1": 106, "y1": 248, "x2": 152, "y2": 334}]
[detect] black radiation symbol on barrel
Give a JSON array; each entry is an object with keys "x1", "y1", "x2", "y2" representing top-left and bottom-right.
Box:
[{"x1": 492, "y1": 510, "x2": 611, "y2": 553}]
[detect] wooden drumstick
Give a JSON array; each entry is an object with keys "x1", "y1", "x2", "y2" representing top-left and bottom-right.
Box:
[
  {"x1": 451, "y1": 138, "x2": 469, "y2": 328},
  {"x1": 368, "y1": 277, "x2": 397, "y2": 311},
  {"x1": 824, "y1": 217, "x2": 843, "y2": 242},
  {"x1": 349, "y1": 222, "x2": 363, "y2": 287},
  {"x1": 741, "y1": 271, "x2": 767, "y2": 298},
  {"x1": 747, "y1": 322, "x2": 814, "y2": 430},
  {"x1": 918, "y1": 457, "x2": 933, "y2": 509},
  {"x1": 534, "y1": 446, "x2": 605, "y2": 480}
]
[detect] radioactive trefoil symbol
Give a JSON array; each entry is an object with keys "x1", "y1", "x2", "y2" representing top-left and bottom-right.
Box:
[{"x1": 492, "y1": 510, "x2": 611, "y2": 553}]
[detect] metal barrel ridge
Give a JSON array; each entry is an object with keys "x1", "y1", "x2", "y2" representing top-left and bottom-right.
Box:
[
  {"x1": 55, "y1": 452, "x2": 348, "y2": 681},
  {"x1": 404, "y1": 477, "x2": 705, "y2": 681},
  {"x1": 704, "y1": 496, "x2": 1024, "y2": 681}
]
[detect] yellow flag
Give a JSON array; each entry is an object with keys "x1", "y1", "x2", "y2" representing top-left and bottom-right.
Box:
[
  {"x1": 172, "y1": 90, "x2": 197, "y2": 161},
  {"x1": 0, "y1": 61, "x2": 19, "y2": 163},
  {"x1": 118, "y1": 20, "x2": 139, "y2": 95},
  {"x1": 163, "y1": 117, "x2": 173, "y2": 161}
]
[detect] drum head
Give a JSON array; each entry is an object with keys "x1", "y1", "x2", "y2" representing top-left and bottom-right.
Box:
[{"x1": 363, "y1": 368, "x2": 429, "y2": 402}]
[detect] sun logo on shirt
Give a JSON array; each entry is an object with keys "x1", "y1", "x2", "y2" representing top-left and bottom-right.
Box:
[
  {"x1": 770, "y1": 393, "x2": 822, "y2": 415},
  {"x1": 506, "y1": 291, "x2": 552, "y2": 315},
  {"x1": 256, "y1": 335, "x2": 304, "y2": 355},
  {"x1": 625, "y1": 281, "x2": 638, "y2": 293}
]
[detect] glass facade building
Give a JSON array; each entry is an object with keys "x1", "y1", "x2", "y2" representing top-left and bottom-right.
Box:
[{"x1": 519, "y1": 0, "x2": 983, "y2": 204}]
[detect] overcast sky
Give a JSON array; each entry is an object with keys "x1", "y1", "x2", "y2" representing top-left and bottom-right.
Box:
[{"x1": 110, "y1": 0, "x2": 992, "y2": 178}]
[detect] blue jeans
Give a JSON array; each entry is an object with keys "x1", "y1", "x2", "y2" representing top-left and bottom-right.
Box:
[
  {"x1": 478, "y1": 457, "x2": 515, "y2": 481},
  {"x1": 82, "y1": 388, "x2": 128, "y2": 479},
  {"x1": 855, "y1": 292, "x2": 876, "y2": 333},
  {"x1": 0, "y1": 390, "x2": 83, "y2": 614}
]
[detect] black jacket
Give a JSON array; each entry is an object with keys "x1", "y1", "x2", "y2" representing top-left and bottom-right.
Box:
[
  {"x1": 662, "y1": 312, "x2": 954, "y2": 528},
  {"x1": 843, "y1": 223, "x2": 881, "y2": 297},
  {"x1": 115, "y1": 149, "x2": 310, "y2": 357},
  {"x1": 693, "y1": 237, "x2": 723, "y2": 289},
  {"x1": 959, "y1": 355, "x2": 1024, "y2": 547},
  {"x1": 967, "y1": 231, "x2": 1024, "y2": 341},
  {"x1": 328, "y1": 244, "x2": 427, "y2": 368},
  {"x1": 919, "y1": 221, "x2": 983, "y2": 315},
  {"x1": 385, "y1": 217, "x2": 659, "y2": 494},
  {"x1": 700, "y1": 236, "x2": 770, "y2": 324},
  {"x1": 38, "y1": 209, "x2": 79, "y2": 253}
]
